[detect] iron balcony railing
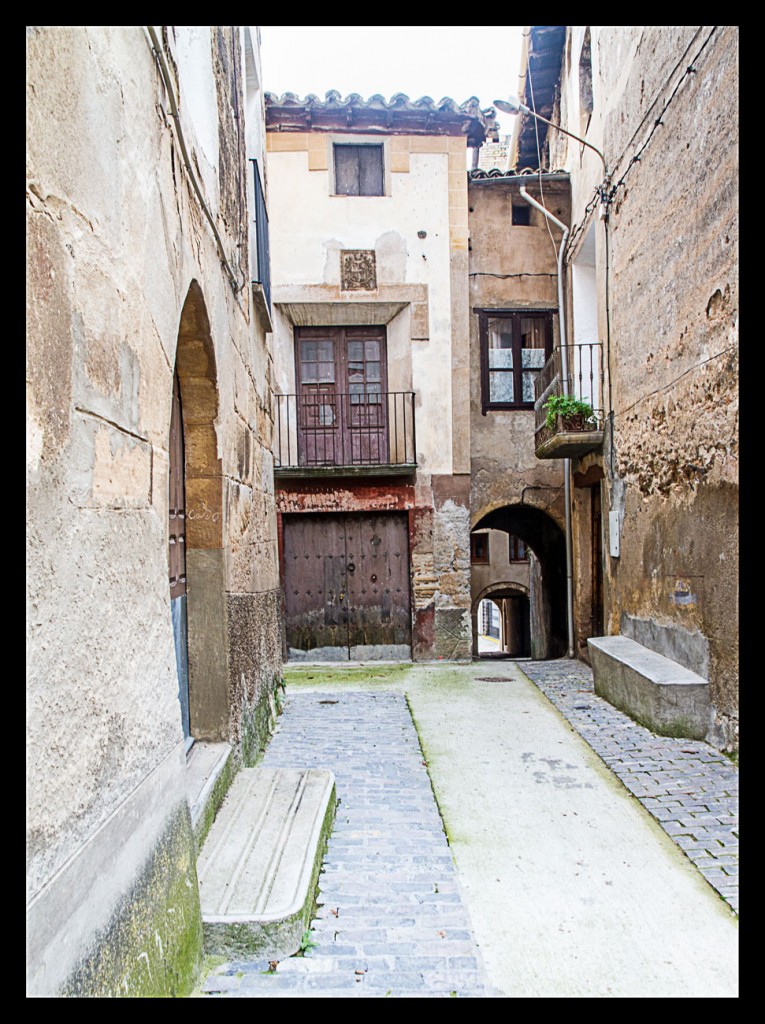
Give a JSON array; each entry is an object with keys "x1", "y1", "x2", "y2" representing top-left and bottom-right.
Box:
[
  {"x1": 534, "y1": 342, "x2": 605, "y2": 440},
  {"x1": 274, "y1": 391, "x2": 417, "y2": 471},
  {"x1": 250, "y1": 159, "x2": 271, "y2": 313}
]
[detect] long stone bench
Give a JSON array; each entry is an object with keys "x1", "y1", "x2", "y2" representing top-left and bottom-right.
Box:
[
  {"x1": 196, "y1": 767, "x2": 336, "y2": 960},
  {"x1": 587, "y1": 635, "x2": 710, "y2": 740}
]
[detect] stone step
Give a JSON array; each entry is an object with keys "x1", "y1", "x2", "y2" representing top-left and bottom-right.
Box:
[{"x1": 197, "y1": 767, "x2": 336, "y2": 960}]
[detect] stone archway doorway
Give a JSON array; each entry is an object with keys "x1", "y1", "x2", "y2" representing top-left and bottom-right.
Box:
[
  {"x1": 471, "y1": 504, "x2": 567, "y2": 660},
  {"x1": 168, "y1": 280, "x2": 229, "y2": 745},
  {"x1": 473, "y1": 584, "x2": 531, "y2": 659}
]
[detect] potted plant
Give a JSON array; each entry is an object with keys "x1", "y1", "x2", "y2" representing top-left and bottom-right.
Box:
[{"x1": 543, "y1": 394, "x2": 597, "y2": 431}]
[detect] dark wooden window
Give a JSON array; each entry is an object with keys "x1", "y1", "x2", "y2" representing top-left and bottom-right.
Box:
[
  {"x1": 508, "y1": 535, "x2": 528, "y2": 562},
  {"x1": 477, "y1": 309, "x2": 555, "y2": 413},
  {"x1": 512, "y1": 204, "x2": 531, "y2": 226},
  {"x1": 334, "y1": 144, "x2": 384, "y2": 196},
  {"x1": 471, "y1": 533, "x2": 490, "y2": 564}
]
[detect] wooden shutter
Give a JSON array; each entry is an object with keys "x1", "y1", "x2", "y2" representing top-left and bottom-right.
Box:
[
  {"x1": 358, "y1": 146, "x2": 383, "y2": 195},
  {"x1": 335, "y1": 145, "x2": 360, "y2": 195},
  {"x1": 334, "y1": 145, "x2": 384, "y2": 196}
]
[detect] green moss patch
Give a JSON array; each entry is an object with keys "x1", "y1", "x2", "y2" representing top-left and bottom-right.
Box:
[{"x1": 60, "y1": 804, "x2": 203, "y2": 998}]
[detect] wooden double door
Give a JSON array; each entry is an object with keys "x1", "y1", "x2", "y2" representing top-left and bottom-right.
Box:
[
  {"x1": 296, "y1": 326, "x2": 388, "y2": 466},
  {"x1": 283, "y1": 512, "x2": 412, "y2": 660}
]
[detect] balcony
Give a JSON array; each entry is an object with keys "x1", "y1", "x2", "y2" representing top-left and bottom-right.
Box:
[
  {"x1": 534, "y1": 343, "x2": 605, "y2": 459},
  {"x1": 273, "y1": 391, "x2": 417, "y2": 477}
]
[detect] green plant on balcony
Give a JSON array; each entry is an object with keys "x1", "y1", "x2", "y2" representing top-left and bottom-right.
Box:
[{"x1": 543, "y1": 394, "x2": 597, "y2": 431}]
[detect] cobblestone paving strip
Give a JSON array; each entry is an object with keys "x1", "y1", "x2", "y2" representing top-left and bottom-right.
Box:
[
  {"x1": 519, "y1": 659, "x2": 739, "y2": 915},
  {"x1": 200, "y1": 691, "x2": 492, "y2": 998}
]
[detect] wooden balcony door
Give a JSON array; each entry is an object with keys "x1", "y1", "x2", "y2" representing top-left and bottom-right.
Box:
[{"x1": 296, "y1": 326, "x2": 388, "y2": 466}]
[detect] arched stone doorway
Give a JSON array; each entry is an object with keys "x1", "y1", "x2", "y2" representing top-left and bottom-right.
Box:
[
  {"x1": 471, "y1": 504, "x2": 567, "y2": 659},
  {"x1": 472, "y1": 583, "x2": 531, "y2": 659},
  {"x1": 169, "y1": 281, "x2": 228, "y2": 743}
]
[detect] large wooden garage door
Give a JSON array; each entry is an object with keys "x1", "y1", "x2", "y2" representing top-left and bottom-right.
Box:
[{"x1": 283, "y1": 512, "x2": 411, "y2": 661}]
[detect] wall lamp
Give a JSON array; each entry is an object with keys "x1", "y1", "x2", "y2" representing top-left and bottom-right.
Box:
[{"x1": 494, "y1": 96, "x2": 610, "y2": 197}]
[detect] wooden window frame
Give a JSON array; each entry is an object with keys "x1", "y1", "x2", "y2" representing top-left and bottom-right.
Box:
[
  {"x1": 508, "y1": 535, "x2": 529, "y2": 563},
  {"x1": 477, "y1": 308, "x2": 555, "y2": 414},
  {"x1": 333, "y1": 142, "x2": 385, "y2": 196},
  {"x1": 471, "y1": 533, "x2": 490, "y2": 564}
]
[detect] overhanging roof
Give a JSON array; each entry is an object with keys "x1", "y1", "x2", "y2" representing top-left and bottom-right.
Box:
[
  {"x1": 513, "y1": 26, "x2": 567, "y2": 171},
  {"x1": 266, "y1": 91, "x2": 499, "y2": 147}
]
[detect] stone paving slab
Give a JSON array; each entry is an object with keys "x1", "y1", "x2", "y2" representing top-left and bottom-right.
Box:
[
  {"x1": 519, "y1": 659, "x2": 739, "y2": 915},
  {"x1": 198, "y1": 691, "x2": 492, "y2": 998}
]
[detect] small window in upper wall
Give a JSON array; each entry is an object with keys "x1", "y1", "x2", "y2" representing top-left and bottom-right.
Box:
[
  {"x1": 471, "y1": 533, "x2": 490, "y2": 564},
  {"x1": 334, "y1": 144, "x2": 384, "y2": 196},
  {"x1": 508, "y1": 535, "x2": 529, "y2": 562},
  {"x1": 512, "y1": 204, "x2": 531, "y2": 226}
]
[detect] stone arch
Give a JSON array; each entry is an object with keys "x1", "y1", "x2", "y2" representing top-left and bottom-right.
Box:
[
  {"x1": 472, "y1": 504, "x2": 567, "y2": 659},
  {"x1": 172, "y1": 280, "x2": 229, "y2": 741},
  {"x1": 472, "y1": 582, "x2": 531, "y2": 658},
  {"x1": 471, "y1": 492, "x2": 565, "y2": 535},
  {"x1": 474, "y1": 580, "x2": 529, "y2": 604}
]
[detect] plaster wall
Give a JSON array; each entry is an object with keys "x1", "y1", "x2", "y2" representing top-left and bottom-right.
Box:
[
  {"x1": 26, "y1": 25, "x2": 280, "y2": 993},
  {"x1": 267, "y1": 140, "x2": 460, "y2": 476},
  {"x1": 553, "y1": 26, "x2": 738, "y2": 747}
]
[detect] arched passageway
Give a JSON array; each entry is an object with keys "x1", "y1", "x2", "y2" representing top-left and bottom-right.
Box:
[
  {"x1": 473, "y1": 585, "x2": 531, "y2": 659},
  {"x1": 170, "y1": 280, "x2": 228, "y2": 743},
  {"x1": 471, "y1": 504, "x2": 566, "y2": 660}
]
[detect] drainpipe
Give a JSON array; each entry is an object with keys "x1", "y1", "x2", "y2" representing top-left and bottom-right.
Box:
[{"x1": 520, "y1": 186, "x2": 576, "y2": 659}]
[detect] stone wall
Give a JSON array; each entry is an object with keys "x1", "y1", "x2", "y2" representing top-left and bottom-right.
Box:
[
  {"x1": 26, "y1": 26, "x2": 281, "y2": 994},
  {"x1": 552, "y1": 27, "x2": 738, "y2": 748}
]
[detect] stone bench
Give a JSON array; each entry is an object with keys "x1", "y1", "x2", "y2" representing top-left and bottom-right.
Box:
[
  {"x1": 196, "y1": 767, "x2": 336, "y2": 960},
  {"x1": 587, "y1": 635, "x2": 710, "y2": 740}
]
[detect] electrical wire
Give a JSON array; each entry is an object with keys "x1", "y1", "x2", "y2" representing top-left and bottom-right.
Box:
[{"x1": 565, "y1": 26, "x2": 719, "y2": 258}]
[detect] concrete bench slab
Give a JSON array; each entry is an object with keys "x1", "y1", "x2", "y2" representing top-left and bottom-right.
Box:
[
  {"x1": 197, "y1": 767, "x2": 336, "y2": 960},
  {"x1": 587, "y1": 635, "x2": 710, "y2": 740}
]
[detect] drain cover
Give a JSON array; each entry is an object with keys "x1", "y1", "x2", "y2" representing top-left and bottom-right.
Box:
[{"x1": 476, "y1": 677, "x2": 513, "y2": 682}]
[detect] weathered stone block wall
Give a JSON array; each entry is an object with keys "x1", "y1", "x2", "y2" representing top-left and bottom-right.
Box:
[
  {"x1": 26, "y1": 26, "x2": 281, "y2": 994},
  {"x1": 555, "y1": 27, "x2": 738, "y2": 748}
]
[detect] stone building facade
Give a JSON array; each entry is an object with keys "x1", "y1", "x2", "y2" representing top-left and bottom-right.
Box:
[
  {"x1": 468, "y1": 169, "x2": 571, "y2": 660},
  {"x1": 26, "y1": 26, "x2": 281, "y2": 995},
  {"x1": 265, "y1": 93, "x2": 497, "y2": 662},
  {"x1": 510, "y1": 26, "x2": 738, "y2": 749}
]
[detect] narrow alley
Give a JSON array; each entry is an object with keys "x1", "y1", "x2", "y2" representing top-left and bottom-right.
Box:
[
  {"x1": 199, "y1": 660, "x2": 738, "y2": 999},
  {"x1": 27, "y1": 27, "x2": 738, "y2": 997}
]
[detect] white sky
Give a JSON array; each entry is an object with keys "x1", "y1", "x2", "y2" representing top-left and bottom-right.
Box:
[{"x1": 259, "y1": 26, "x2": 525, "y2": 139}]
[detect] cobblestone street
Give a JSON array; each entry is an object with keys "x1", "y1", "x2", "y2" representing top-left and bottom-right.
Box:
[
  {"x1": 200, "y1": 661, "x2": 738, "y2": 998},
  {"x1": 200, "y1": 690, "x2": 492, "y2": 997},
  {"x1": 520, "y1": 659, "x2": 739, "y2": 914}
]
